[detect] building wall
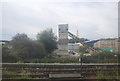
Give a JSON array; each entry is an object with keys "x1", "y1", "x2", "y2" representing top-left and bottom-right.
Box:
[
  {"x1": 68, "y1": 43, "x2": 80, "y2": 50},
  {"x1": 94, "y1": 40, "x2": 119, "y2": 52}
]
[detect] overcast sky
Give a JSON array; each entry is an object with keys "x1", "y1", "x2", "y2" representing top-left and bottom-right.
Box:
[{"x1": 1, "y1": 0, "x2": 118, "y2": 40}]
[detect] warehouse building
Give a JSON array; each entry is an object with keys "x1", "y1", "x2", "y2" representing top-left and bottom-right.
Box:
[{"x1": 94, "y1": 40, "x2": 119, "y2": 52}]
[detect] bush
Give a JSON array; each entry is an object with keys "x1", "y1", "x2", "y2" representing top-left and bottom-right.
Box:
[{"x1": 82, "y1": 51, "x2": 119, "y2": 63}]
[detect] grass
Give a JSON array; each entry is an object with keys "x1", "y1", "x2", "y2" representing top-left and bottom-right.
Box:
[{"x1": 96, "y1": 68, "x2": 119, "y2": 80}]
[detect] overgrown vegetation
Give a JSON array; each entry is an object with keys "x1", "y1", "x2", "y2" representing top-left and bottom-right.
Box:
[
  {"x1": 82, "y1": 51, "x2": 119, "y2": 63},
  {"x1": 2, "y1": 29, "x2": 57, "y2": 63},
  {"x1": 2, "y1": 45, "x2": 17, "y2": 62},
  {"x1": 96, "y1": 68, "x2": 119, "y2": 79},
  {"x1": 37, "y1": 29, "x2": 57, "y2": 54},
  {"x1": 2, "y1": 29, "x2": 119, "y2": 63}
]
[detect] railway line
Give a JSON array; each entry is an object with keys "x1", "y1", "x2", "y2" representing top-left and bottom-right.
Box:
[{"x1": 2, "y1": 63, "x2": 119, "y2": 79}]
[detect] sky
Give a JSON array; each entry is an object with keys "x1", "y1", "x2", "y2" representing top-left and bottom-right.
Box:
[{"x1": 1, "y1": 0, "x2": 119, "y2": 40}]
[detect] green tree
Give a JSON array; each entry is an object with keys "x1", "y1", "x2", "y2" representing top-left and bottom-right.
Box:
[
  {"x1": 69, "y1": 38, "x2": 89, "y2": 43},
  {"x1": 11, "y1": 33, "x2": 30, "y2": 60},
  {"x1": 11, "y1": 33, "x2": 46, "y2": 61},
  {"x1": 69, "y1": 39, "x2": 76, "y2": 43},
  {"x1": 29, "y1": 41, "x2": 46, "y2": 59},
  {"x1": 37, "y1": 29, "x2": 57, "y2": 54},
  {"x1": 79, "y1": 38, "x2": 89, "y2": 42},
  {"x1": 2, "y1": 44, "x2": 16, "y2": 62}
]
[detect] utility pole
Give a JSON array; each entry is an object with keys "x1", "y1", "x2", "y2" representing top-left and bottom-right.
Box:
[{"x1": 77, "y1": 29, "x2": 79, "y2": 37}]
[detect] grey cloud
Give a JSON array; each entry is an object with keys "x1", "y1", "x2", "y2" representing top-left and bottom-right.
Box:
[{"x1": 2, "y1": 1, "x2": 118, "y2": 40}]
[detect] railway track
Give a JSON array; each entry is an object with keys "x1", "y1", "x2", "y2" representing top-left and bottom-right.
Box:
[{"x1": 2, "y1": 63, "x2": 119, "y2": 79}]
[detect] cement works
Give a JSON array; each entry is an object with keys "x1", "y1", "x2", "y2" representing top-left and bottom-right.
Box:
[{"x1": 57, "y1": 24, "x2": 119, "y2": 58}]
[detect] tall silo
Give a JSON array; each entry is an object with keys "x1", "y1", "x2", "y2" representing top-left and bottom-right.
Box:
[{"x1": 58, "y1": 24, "x2": 69, "y2": 56}]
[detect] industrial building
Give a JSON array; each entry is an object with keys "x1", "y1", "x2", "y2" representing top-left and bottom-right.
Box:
[
  {"x1": 0, "y1": 40, "x2": 10, "y2": 45},
  {"x1": 57, "y1": 24, "x2": 119, "y2": 58},
  {"x1": 94, "y1": 40, "x2": 119, "y2": 52},
  {"x1": 57, "y1": 24, "x2": 80, "y2": 58},
  {"x1": 57, "y1": 24, "x2": 69, "y2": 56},
  {"x1": 68, "y1": 43, "x2": 82, "y2": 51}
]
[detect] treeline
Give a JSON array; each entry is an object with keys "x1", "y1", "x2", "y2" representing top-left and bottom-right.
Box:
[
  {"x1": 100, "y1": 38, "x2": 118, "y2": 40},
  {"x1": 69, "y1": 38, "x2": 89, "y2": 43},
  {"x1": 2, "y1": 29, "x2": 57, "y2": 63},
  {"x1": 2, "y1": 28, "x2": 120, "y2": 63}
]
